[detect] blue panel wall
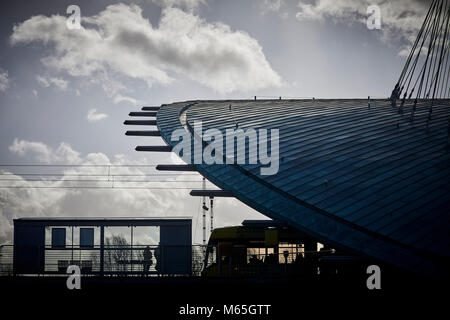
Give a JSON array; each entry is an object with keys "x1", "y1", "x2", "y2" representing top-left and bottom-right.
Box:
[
  {"x1": 13, "y1": 224, "x2": 45, "y2": 274},
  {"x1": 160, "y1": 224, "x2": 192, "y2": 274}
]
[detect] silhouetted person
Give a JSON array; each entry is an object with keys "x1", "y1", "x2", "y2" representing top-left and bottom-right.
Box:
[
  {"x1": 294, "y1": 253, "x2": 305, "y2": 275},
  {"x1": 294, "y1": 253, "x2": 304, "y2": 264},
  {"x1": 249, "y1": 255, "x2": 260, "y2": 265},
  {"x1": 263, "y1": 253, "x2": 278, "y2": 275},
  {"x1": 265, "y1": 253, "x2": 277, "y2": 265},
  {"x1": 154, "y1": 244, "x2": 161, "y2": 274},
  {"x1": 249, "y1": 254, "x2": 263, "y2": 275},
  {"x1": 143, "y1": 246, "x2": 153, "y2": 274}
]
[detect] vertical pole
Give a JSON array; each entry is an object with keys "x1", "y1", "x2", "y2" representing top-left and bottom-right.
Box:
[
  {"x1": 71, "y1": 226, "x2": 74, "y2": 263},
  {"x1": 37, "y1": 244, "x2": 40, "y2": 277},
  {"x1": 411, "y1": 99, "x2": 418, "y2": 121},
  {"x1": 100, "y1": 226, "x2": 104, "y2": 276},
  {"x1": 130, "y1": 226, "x2": 133, "y2": 273},
  {"x1": 368, "y1": 96, "x2": 371, "y2": 109},
  {"x1": 304, "y1": 239, "x2": 317, "y2": 276},
  {"x1": 218, "y1": 251, "x2": 222, "y2": 276},
  {"x1": 202, "y1": 177, "x2": 206, "y2": 246},
  {"x1": 210, "y1": 197, "x2": 214, "y2": 235}
]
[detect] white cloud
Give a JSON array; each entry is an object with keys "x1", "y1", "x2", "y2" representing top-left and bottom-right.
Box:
[
  {"x1": 10, "y1": 4, "x2": 282, "y2": 95},
  {"x1": 296, "y1": 2, "x2": 324, "y2": 21},
  {"x1": 113, "y1": 94, "x2": 139, "y2": 105},
  {"x1": 87, "y1": 108, "x2": 108, "y2": 122},
  {"x1": 295, "y1": 0, "x2": 429, "y2": 47},
  {"x1": 150, "y1": 0, "x2": 206, "y2": 12},
  {"x1": 36, "y1": 74, "x2": 68, "y2": 90},
  {"x1": 9, "y1": 139, "x2": 81, "y2": 164},
  {"x1": 261, "y1": 0, "x2": 285, "y2": 14},
  {"x1": 0, "y1": 70, "x2": 9, "y2": 92}
]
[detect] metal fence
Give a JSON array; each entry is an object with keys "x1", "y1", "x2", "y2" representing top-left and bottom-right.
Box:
[
  {"x1": 0, "y1": 244, "x2": 205, "y2": 277},
  {"x1": 0, "y1": 244, "x2": 358, "y2": 278},
  {"x1": 0, "y1": 245, "x2": 13, "y2": 276}
]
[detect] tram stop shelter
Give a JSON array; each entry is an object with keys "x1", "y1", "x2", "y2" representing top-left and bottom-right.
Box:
[{"x1": 13, "y1": 217, "x2": 192, "y2": 276}]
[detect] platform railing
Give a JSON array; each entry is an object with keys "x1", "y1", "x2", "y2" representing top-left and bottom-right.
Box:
[
  {"x1": 0, "y1": 244, "x2": 357, "y2": 278},
  {"x1": 0, "y1": 244, "x2": 202, "y2": 277}
]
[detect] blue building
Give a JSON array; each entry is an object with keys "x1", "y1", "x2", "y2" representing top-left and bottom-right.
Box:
[{"x1": 136, "y1": 98, "x2": 450, "y2": 278}]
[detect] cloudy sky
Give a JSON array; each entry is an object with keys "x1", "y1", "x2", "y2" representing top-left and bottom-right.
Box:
[{"x1": 0, "y1": 0, "x2": 429, "y2": 244}]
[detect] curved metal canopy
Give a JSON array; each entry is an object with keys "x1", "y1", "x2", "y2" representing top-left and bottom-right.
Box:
[{"x1": 156, "y1": 98, "x2": 450, "y2": 277}]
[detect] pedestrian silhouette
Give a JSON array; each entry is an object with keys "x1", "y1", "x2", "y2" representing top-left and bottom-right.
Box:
[
  {"x1": 154, "y1": 244, "x2": 161, "y2": 274},
  {"x1": 143, "y1": 246, "x2": 153, "y2": 274}
]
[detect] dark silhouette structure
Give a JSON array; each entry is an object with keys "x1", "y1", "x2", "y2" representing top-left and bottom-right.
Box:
[{"x1": 13, "y1": 217, "x2": 192, "y2": 276}]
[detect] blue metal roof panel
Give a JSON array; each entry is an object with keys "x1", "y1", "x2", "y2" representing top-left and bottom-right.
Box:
[{"x1": 156, "y1": 99, "x2": 450, "y2": 276}]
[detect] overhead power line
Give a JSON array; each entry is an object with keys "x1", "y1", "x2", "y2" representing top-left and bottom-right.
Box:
[
  {"x1": 0, "y1": 179, "x2": 204, "y2": 182},
  {"x1": 0, "y1": 173, "x2": 198, "y2": 177},
  {"x1": 0, "y1": 186, "x2": 200, "y2": 190},
  {"x1": 0, "y1": 164, "x2": 160, "y2": 167}
]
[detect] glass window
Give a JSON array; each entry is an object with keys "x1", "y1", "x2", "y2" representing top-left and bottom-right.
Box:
[
  {"x1": 52, "y1": 228, "x2": 66, "y2": 248},
  {"x1": 80, "y1": 228, "x2": 94, "y2": 248}
]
